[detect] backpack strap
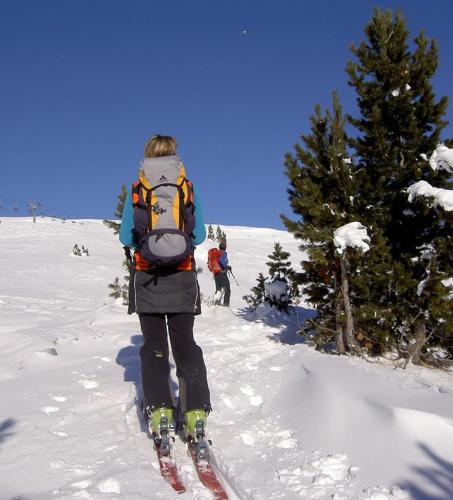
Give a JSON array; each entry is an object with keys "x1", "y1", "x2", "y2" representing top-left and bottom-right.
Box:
[
  {"x1": 131, "y1": 181, "x2": 145, "y2": 209},
  {"x1": 174, "y1": 177, "x2": 194, "y2": 230},
  {"x1": 132, "y1": 181, "x2": 157, "y2": 232}
]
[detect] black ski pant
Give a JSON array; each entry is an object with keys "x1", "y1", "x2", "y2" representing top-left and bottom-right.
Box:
[
  {"x1": 139, "y1": 313, "x2": 211, "y2": 414},
  {"x1": 214, "y1": 271, "x2": 231, "y2": 306}
]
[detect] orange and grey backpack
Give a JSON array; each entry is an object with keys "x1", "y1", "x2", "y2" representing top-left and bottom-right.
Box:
[
  {"x1": 207, "y1": 248, "x2": 222, "y2": 274},
  {"x1": 132, "y1": 156, "x2": 195, "y2": 268}
]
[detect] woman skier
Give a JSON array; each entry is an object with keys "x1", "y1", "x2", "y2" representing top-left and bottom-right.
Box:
[{"x1": 119, "y1": 134, "x2": 211, "y2": 446}]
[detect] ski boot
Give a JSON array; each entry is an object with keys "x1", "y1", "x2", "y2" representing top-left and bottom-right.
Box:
[
  {"x1": 185, "y1": 409, "x2": 209, "y2": 461},
  {"x1": 148, "y1": 407, "x2": 174, "y2": 457}
]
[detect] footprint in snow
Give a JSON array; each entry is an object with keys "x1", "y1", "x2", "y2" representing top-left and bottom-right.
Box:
[
  {"x1": 79, "y1": 379, "x2": 99, "y2": 389},
  {"x1": 50, "y1": 459, "x2": 66, "y2": 470},
  {"x1": 240, "y1": 385, "x2": 263, "y2": 406},
  {"x1": 42, "y1": 406, "x2": 60, "y2": 415},
  {"x1": 240, "y1": 432, "x2": 256, "y2": 446},
  {"x1": 312, "y1": 454, "x2": 356, "y2": 485},
  {"x1": 51, "y1": 395, "x2": 67, "y2": 402},
  {"x1": 274, "y1": 430, "x2": 298, "y2": 449},
  {"x1": 97, "y1": 478, "x2": 121, "y2": 494},
  {"x1": 277, "y1": 454, "x2": 356, "y2": 497},
  {"x1": 222, "y1": 395, "x2": 235, "y2": 409},
  {"x1": 70, "y1": 479, "x2": 93, "y2": 490},
  {"x1": 51, "y1": 431, "x2": 69, "y2": 438},
  {"x1": 240, "y1": 385, "x2": 255, "y2": 396},
  {"x1": 93, "y1": 356, "x2": 112, "y2": 363},
  {"x1": 250, "y1": 395, "x2": 264, "y2": 406},
  {"x1": 104, "y1": 445, "x2": 119, "y2": 452}
]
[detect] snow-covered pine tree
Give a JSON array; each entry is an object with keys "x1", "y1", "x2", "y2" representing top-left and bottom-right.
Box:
[
  {"x1": 266, "y1": 242, "x2": 300, "y2": 304},
  {"x1": 103, "y1": 185, "x2": 127, "y2": 234},
  {"x1": 404, "y1": 186, "x2": 453, "y2": 364},
  {"x1": 207, "y1": 224, "x2": 215, "y2": 240},
  {"x1": 346, "y1": 8, "x2": 452, "y2": 361},
  {"x1": 282, "y1": 92, "x2": 359, "y2": 351}
]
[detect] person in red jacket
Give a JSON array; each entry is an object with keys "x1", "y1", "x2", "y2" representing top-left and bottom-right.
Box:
[{"x1": 208, "y1": 241, "x2": 231, "y2": 306}]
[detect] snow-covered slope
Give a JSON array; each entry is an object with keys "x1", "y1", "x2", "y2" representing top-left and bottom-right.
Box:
[{"x1": 1, "y1": 218, "x2": 452, "y2": 500}]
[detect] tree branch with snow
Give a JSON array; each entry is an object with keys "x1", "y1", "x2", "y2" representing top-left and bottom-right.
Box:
[
  {"x1": 333, "y1": 222, "x2": 371, "y2": 255},
  {"x1": 407, "y1": 180, "x2": 453, "y2": 212},
  {"x1": 428, "y1": 144, "x2": 453, "y2": 174}
]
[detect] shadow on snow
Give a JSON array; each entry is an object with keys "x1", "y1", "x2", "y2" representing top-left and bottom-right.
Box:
[
  {"x1": 237, "y1": 303, "x2": 316, "y2": 345},
  {"x1": 398, "y1": 442, "x2": 453, "y2": 500},
  {"x1": 0, "y1": 418, "x2": 16, "y2": 446},
  {"x1": 115, "y1": 333, "x2": 179, "y2": 433}
]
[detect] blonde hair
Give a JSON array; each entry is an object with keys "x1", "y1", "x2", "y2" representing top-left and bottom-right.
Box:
[{"x1": 144, "y1": 135, "x2": 177, "y2": 158}]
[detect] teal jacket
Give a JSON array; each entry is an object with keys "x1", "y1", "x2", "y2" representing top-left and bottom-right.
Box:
[{"x1": 119, "y1": 188, "x2": 206, "y2": 248}]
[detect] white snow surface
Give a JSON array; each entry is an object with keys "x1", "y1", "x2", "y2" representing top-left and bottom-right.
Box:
[
  {"x1": 0, "y1": 217, "x2": 452, "y2": 500},
  {"x1": 407, "y1": 180, "x2": 453, "y2": 211},
  {"x1": 334, "y1": 222, "x2": 371, "y2": 255},
  {"x1": 428, "y1": 144, "x2": 453, "y2": 174}
]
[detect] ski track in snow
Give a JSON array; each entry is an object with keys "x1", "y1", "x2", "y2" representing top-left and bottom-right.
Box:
[{"x1": 1, "y1": 218, "x2": 453, "y2": 499}]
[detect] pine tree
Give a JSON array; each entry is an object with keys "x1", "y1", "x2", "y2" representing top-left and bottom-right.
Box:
[
  {"x1": 103, "y1": 185, "x2": 127, "y2": 234},
  {"x1": 104, "y1": 186, "x2": 131, "y2": 305},
  {"x1": 108, "y1": 277, "x2": 121, "y2": 299},
  {"x1": 266, "y1": 242, "x2": 291, "y2": 280},
  {"x1": 215, "y1": 226, "x2": 227, "y2": 247},
  {"x1": 215, "y1": 225, "x2": 224, "y2": 244},
  {"x1": 264, "y1": 242, "x2": 300, "y2": 310},
  {"x1": 207, "y1": 224, "x2": 215, "y2": 240},
  {"x1": 72, "y1": 244, "x2": 82, "y2": 256},
  {"x1": 243, "y1": 273, "x2": 268, "y2": 307},
  {"x1": 282, "y1": 92, "x2": 361, "y2": 350},
  {"x1": 346, "y1": 8, "x2": 452, "y2": 360},
  {"x1": 215, "y1": 225, "x2": 222, "y2": 242}
]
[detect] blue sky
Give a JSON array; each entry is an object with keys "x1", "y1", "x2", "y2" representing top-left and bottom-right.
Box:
[{"x1": 1, "y1": 0, "x2": 452, "y2": 229}]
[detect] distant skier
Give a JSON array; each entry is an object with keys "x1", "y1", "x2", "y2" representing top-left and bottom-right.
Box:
[
  {"x1": 119, "y1": 134, "x2": 211, "y2": 445},
  {"x1": 207, "y1": 241, "x2": 231, "y2": 306}
]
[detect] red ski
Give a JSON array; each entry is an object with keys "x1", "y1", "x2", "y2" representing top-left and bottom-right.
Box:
[
  {"x1": 188, "y1": 443, "x2": 228, "y2": 500},
  {"x1": 155, "y1": 439, "x2": 186, "y2": 494}
]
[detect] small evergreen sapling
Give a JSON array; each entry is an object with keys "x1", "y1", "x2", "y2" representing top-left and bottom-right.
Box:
[
  {"x1": 215, "y1": 226, "x2": 227, "y2": 246},
  {"x1": 244, "y1": 242, "x2": 299, "y2": 313},
  {"x1": 243, "y1": 273, "x2": 267, "y2": 307},
  {"x1": 105, "y1": 186, "x2": 131, "y2": 305},
  {"x1": 103, "y1": 185, "x2": 127, "y2": 234},
  {"x1": 108, "y1": 278, "x2": 121, "y2": 299},
  {"x1": 215, "y1": 225, "x2": 223, "y2": 242},
  {"x1": 265, "y1": 242, "x2": 299, "y2": 311},
  {"x1": 72, "y1": 244, "x2": 90, "y2": 257},
  {"x1": 207, "y1": 224, "x2": 215, "y2": 240},
  {"x1": 266, "y1": 242, "x2": 291, "y2": 280}
]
